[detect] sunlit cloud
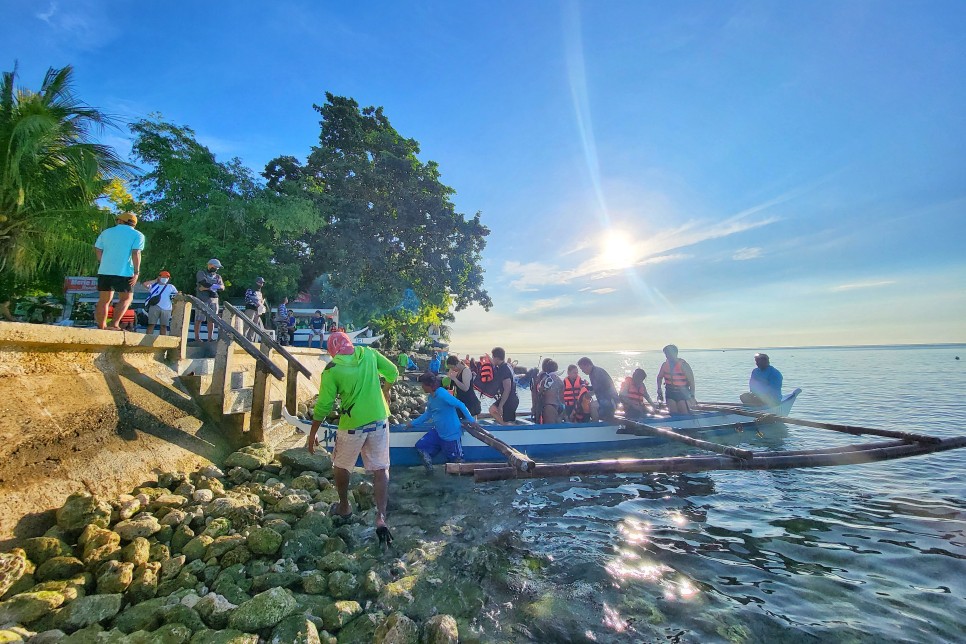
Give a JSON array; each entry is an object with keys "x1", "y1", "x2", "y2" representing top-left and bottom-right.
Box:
[
  {"x1": 732, "y1": 247, "x2": 762, "y2": 261},
  {"x1": 590, "y1": 287, "x2": 616, "y2": 295},
  {"x1": 831, "y1": 280, "x2": 896, "y2": 292},
  {"x1": 516, "y1": 296, "x2": 571, "y2": 315}
]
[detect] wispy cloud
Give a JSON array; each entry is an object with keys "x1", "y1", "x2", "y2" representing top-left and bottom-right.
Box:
[
  {"x1": 832, "y1": 280, "x2": 896, "y2": 292},
  {"x1": 732, "y1": 247, "x2": 762, "y2": 261},
  {"x1": 590, "y1": 287, "x2": 616, "y2": 294},
  {"x1": 516, "y1": 297, "x2": 570, "y2": 315},
  {"x1": 36, "y1": 2, "x2": 57, "y2": 23}
]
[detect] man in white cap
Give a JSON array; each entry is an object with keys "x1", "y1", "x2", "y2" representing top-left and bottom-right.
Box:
[
  {"x1": 242, "y1": 276, "x2": 266, "y2": 341},
  {"x1": 93, "y1": 211, "x2": 145, "y2": 331},
  {"x1": 194, "y1": 259, "x2": 224, "y2": 342}
]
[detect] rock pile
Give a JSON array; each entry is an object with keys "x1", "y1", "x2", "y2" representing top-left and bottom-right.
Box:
[
  {"x1": 299, "y1": 381, "x2": 427, "y2": 427},
  {"x1": 0, "y1": 444, "x2": 462, "y2": 643}
]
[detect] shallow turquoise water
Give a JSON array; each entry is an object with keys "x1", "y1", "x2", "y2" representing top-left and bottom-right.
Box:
[{"x1": 450, "y1": 346, "x2": 966, "y2": 642}]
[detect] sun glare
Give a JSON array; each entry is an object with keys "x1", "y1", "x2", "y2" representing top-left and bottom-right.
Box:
[{"x1": 601, "y1": 229, "x2": 637, "y2": 270}]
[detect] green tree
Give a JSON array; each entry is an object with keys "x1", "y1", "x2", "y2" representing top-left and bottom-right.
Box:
[
  {"x1": 129, "y1": 116, "x2": 321, "y2": 302},
  {"x1": 264, "y1": 93, "x2": 491, "y2": 348},
  {"x1": 0, "y1": 65, "x2": 130, "y2": 295}
]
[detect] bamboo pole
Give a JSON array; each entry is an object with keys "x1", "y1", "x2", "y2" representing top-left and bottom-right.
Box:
[
  {"x1": 471, "y1": 436, "x2": 966, "y2": 482},
  {"x1": 693, "y1": 404, "x2": 942, "y2": 444},
  {"x1": 461, "y1": 421, "x2": 535, "y2": 473},
  {"x1": 618, "y1": 418, "x2": 755, "y2": 460}
]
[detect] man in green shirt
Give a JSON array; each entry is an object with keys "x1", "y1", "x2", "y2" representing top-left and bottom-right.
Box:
[{"x1": 307, "y1": 332, "x2": 398, "y2": 544}]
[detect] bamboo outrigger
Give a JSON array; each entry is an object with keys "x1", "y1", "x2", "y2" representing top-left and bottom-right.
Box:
[{"x1": 446, "y1": 403, "x2": 966, "y2": 483}]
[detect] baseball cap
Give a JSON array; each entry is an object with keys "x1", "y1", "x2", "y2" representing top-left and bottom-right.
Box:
[
  {"x1": 159, "y1": 270, "x2": 171, "y2": 278},
  {"x1": 207, "y1": 259, "x2": 223, "y2": 268},
  {"x1": 255, "y1": 277, "x2": 265, "y2": 284},
  {"x1": 116, "y1": 211, "x2": 138, "y2": 225}
]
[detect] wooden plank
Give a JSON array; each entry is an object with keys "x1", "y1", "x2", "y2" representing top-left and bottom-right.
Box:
[
  {"x1": 249, "y1": 342, "x2": 275, "y2": 443},
  {"x1": 693, "y1": 404, "x2": 942, "y2": 444},
  {"x1": 618, "y1": 417, "x2": 755, "y2": 460},
  {"x1": 285, "y1": 361, "x2": 299, "y2": 416},
  {"x1": 223, "y1": 302, "x2": 313, "y2": 379},
  {"x1": 461, "y1": 421, "x2": 536, "y2": 473},
  {"x1": 169, "y1": 298, "x2": 191, "y2": 361},
  {"x1": 471, "y1": 436, "x2": 966, "y2": 482}
]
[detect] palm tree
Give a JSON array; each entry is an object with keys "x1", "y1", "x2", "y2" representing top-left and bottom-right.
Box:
[{"x1": 0, "y1": 64, "x2": 132, "y2": 285}]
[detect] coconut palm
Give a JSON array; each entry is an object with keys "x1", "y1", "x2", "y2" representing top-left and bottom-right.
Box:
[{"x1": 0, "y1": 64, "x2": 132, "y2": 284}]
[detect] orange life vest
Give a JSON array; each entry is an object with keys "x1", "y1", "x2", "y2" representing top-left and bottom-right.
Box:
[
  {"x1": 572, "y1": 387, "x2": 593, "y2": 422},
  {"x1": 563, "y1": 376, "x2": 582, "y2": 406},
  {"x1": 622, "y1": 377, "x2": 645, "y2": 404},
  {"x1": 660, "y1": 360, "x2": 688, "y2": 388},
  {"x1": 479, "y1": 359, "x2": 494, "y2": 383}
]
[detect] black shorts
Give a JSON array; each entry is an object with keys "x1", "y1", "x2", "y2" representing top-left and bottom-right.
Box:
[
  {"x1": 665, "y1": 385, "x2": 691, "y2": 402},
  {"x1": 496, "y1": 395, "x2": 519, "y2": 422},
  {"x1": 97, "y1": 274, "x2": 133, "y2": 293}
]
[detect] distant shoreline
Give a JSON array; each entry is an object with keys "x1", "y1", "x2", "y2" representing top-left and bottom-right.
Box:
[{"x1": 450, "y1": 342, "x2": 966, "y2": 356}]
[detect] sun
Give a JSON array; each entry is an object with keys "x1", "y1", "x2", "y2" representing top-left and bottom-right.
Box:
[{"x1": 600, "y1": 229, "x2": 637, "y2": 270}]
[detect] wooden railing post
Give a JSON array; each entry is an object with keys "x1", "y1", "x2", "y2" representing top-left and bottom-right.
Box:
[
  {"x1": 250, "y1": 342, "x2": 274, "y2": 442},
  {"x1": 211, "y1": 310, "x2": 236, "y2": 412},
  {"x1": 285, "y1": 361, "x2": 299, "y2": 415},
  {"x1": 170, "y1": 297, "x2": 192, "y2": 360}
]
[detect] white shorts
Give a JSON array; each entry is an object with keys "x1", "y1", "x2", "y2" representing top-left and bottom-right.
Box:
[
  {"x1": 147, "y1": 306, "x2": 171, "y2": 326},
  {"x1": 332, "y1": 420, "x2": 390, "y2": 472}
]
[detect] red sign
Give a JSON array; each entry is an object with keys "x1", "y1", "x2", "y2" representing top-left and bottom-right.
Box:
[{"x1": 64, "y1": 276, "x2": 99, "y2": 293}]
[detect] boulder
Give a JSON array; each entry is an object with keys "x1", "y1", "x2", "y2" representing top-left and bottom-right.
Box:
[
  {"x1": 281, "y1": 530, "x2": 325, "y2": 563},
  {"x1": 79, "y1": 527, "x2": 119, "y2": 560},
  {"x1": 56, "y1": 493, "x2": 112, "y2": 532},
  {"x1": 275, "y1": 495, "x2": 310, "y2": 516},
  {"x1": 160, "y1": 510, "x2": 189, "y2": 527},
  {"x1": 223, "y1": 445, "x2": 273, "y2": 471},
  {"x1": 191, "y1": 629, "x2": 256, "y2": 644},
  {"x1": 247, "y1": 527, "x2": 283, "y2": 556},
  {"x1": 219, "y1": 546, "x2": 252, "y2": 568},
  {"x1": 362, "y1": 570, "x2": 384, "y2": 597},
  {"x1": 35, "y1": 556, "x2": 85, "y2": 583},
  {"x1": 158, "y1": 603, "x2": 207, "y2": 632},
  {"x1": 182, "y1": 536, "x2": 214, "y2": 562},
  {"x1": 194, "y1": 592, "x2": 237, "y2": 630},
  {"x1": 294, "y1": 512, "x2": 333, "y2": 537},
  {"x1": 228, "y1": 587, "x2": 298, "y2": 632},
  {"x1": 327, "y1": 571, "x2": 358, "y2": 599},
  {"x1": 289, "y1": 475, "x2": 319, "y2": 492},
  {"x1": 59, "y1": 593, "x2": 123, "y2": 631},
  {"x1": 116, "y1": 496, "x2": 142, "y2": 521},
  {"x1": 21, "y1": 538, "x2": 72, "y2": 566},
  {"x1": 207, "y1": 535, "x2": 247, "y2": 560},
  {"x1": 112, "y1": 597, "x2": 166, "y2": 633},
  {"x1": 192, "y1": 489, "x2": 215, "y2": 504},
  {"x1": 125, "y1": 622, "x2": 192, "y2": 643},
  {"x1": 278, "y1": 448, "x2": 333, "y2": 475},
  {"x1": 321, "y1": 600, "x2": 361, "y2": 632},
  {"x1": 0, "y1": 551, "x2": 29, "y2": 597},
  {"x1": 121, "y1": 537, "x2": 151, "y2": 567},
  {"x1": 171, "y1": 524, "x2": 196, "y2": 553},
  {"x1": 251, "y1": 571, "x2": 301, "y2": 593},
  {"x1": 373, "y1": 612, "x2": 418, "y2": 644},
  {"x1": 160, "y1": 555, "x2": 187, "y2": 581},
  {"x1": 301, "y1": 572, "x2": 327, "y2": 595},
  {"x1": 317, "y1": 551, "x2": 356, "y2": 573},
  {"x1": 422, "y1": 614, "x2": 459, "y2": 644},
  {"x1": 148, "y1": 494, "x2": 189, "y2": 511},
  {"x1": 337, "y1": 611, "x2": 383, "y2": 643},
  {"x1": 28, "y1": 579, "x2": 84, "y2": 603},
  {"x1": 0, "y1": 590, "x2": 65, "y2": 624},
  {"x1": 126, "y1": 562, "x2": 161, "y2": 603},
  {"x1": 114, "y1": 516, "x2": 162, "y2": 541},
  {"x1": 95, "y1": 561, "x2": 134, "y2": 594},
  {"x1": 270, "y1": 614, "x2": 322, "y2": 644},
  {"x1": 205, "y1": 495, "x2": 263, "y2": 529}
]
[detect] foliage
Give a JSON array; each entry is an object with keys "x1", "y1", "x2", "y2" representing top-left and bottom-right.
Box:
[
  {"x1": 0, "y1": 64, "x2": 130, "y2": 292},
  {"x1": 129, "y1": 116, "x2": 321, "y2": 302},
  {"x1": 264, "y1": 93, "x2": 491, "y2": 348}
]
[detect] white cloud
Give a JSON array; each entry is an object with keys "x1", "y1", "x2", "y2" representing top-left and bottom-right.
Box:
[
  {"x1": 832, "y1": 280, "x2": 897, "y2": 292},
  {"x1": 732, "y1": 247, "x2": 762, "y2": 261},
  {"x1": 590, "y1": 287, "x2": 616, "y2": 294},
  {"x1": 516, "y1": 297, "x2": 570, "y2": 315},
  {"x1": 36, "y1": 2, "x2": 57, "y2": 23}
]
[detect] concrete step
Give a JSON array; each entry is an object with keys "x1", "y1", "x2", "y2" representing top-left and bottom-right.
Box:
[{"x1": 223, "y1": 388, "x2": 284, "y2": 416}]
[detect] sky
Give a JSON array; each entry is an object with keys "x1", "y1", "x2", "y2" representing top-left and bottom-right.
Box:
[{"x1": 3, "y1": 0, "x2": 965, "y2": 353}]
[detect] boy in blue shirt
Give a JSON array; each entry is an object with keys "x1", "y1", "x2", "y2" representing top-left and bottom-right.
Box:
[
  {"x1": 406, "y1": 372, "x2": 472, "y2": 474},
  {"x1": 309, "y1": 310, "x2": 326, "y2": 349}
]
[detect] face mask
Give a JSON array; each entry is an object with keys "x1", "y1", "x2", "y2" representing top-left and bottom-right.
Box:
[
  {"x1": 159, "y1": 278, "x2": 169, "y2": 285},
  {"x1": 208, "y1": 267, "x2": 218, "y2": 273}
]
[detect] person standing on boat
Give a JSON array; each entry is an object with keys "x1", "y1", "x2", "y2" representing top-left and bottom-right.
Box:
[
  {"x1": 537, "y1": 359, "x2": 565, "y2": 423},
  {"x1": 562, "y1": 365, "x2": 584, "y2": 420},
  {"x1": 489, "y1": 347, "x2": 520, "y2": 424},
  {"x1": 578, "y1": 357, "x2": 620, "y2": 421},
  {"x1": 740, "y1": 353, "x2": 782, "y2": 407},
  {"x1": 656, "y1": 344, "x2": 696, "y2": 414},
  {"x1": 446, "y1": 355, "x2": 482, "y2": 418},
  {"x1": 406, "y1": 372, "x2": 473, "y2": 474},
  {"x1": 305, "y1": 331, "x2": 398, "y2": 546},
  {"x1": 620, "y1": 368, "x2": 656, "y2": 420}
]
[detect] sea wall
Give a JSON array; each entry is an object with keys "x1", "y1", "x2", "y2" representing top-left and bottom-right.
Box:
[{"x1": 0, "y1": 322, "x2": 237, "y2": 548}]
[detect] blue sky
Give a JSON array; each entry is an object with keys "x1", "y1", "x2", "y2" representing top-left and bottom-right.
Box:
[{"x1": 3, "y1": 1, "x2": 964, "y2": 352}]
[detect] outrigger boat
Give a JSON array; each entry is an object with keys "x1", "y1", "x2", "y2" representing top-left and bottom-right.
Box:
[{"x1": 285, "y1": 388, "x2": 804, "y2": 467}]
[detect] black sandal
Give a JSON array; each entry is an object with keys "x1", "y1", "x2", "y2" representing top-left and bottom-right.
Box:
[
  {"x1": 376, "y1": 525, "x2": 394, "y2": 547},
  {"x1": 329, "y1": 503, "x2": 352, "y2": 520}
]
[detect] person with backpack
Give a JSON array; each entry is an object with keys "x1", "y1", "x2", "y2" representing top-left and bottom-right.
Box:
[
  {"x1": 142, "y1": 270, "x2": 178, "y2": 335},
  {"x1": 242, "y1": 277, "x2": 266, "y2": 341}
]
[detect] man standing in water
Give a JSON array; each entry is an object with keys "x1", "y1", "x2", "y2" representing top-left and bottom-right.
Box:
[
  {"x1": 93, "y1": 211, "x2": 145, "y2": 331},
  {"x1": 740, "y1": 353, "x2": 782, "y2": 407},
  {"x1": 489, "y1": 347, "x2": 520, "y2": 424},
  {"x1": 577, "y1": 357, "x2": 620, "y2": 420},
  {"x1": 306, "y1": 332, "x2": 398, "y2": 545}
]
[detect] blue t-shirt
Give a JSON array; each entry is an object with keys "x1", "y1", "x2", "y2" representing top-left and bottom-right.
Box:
[
  {"x1": 411, "y1": 388, "x2": 471, "y2": 441},
  {"x1": 750, "y1": 366, "x2": 783, "y2": 403},
  {"x1": 94, "y1": 225, "x2": 145, "y2": 277},
  {"x1": 428, "y1": 357, "x2": 441, "y2": 373},
  {"x1": 310, "y1": 316, "x2": 325, "y2": 330}
]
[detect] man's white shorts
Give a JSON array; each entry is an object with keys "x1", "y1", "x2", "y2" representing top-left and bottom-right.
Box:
[
  {"x1": 147, "y1": 305, "x2": 171, "y2": 326},
  {"x1": 332, "y1": 420, "x2": 390, "y2": 471}
]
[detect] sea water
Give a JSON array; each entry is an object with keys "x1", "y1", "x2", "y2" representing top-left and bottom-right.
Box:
[{"x1": 401, "y1": 345, "x2": 966, "y2": 642}]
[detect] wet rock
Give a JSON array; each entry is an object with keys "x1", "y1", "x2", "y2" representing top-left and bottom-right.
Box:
[
  {"x1": 126, "y1": 562, "x2": 161, "y2": 603},
  {"x1": 206, "y1": 494, "x2": 263, "y2": 529},
  {"x1": 194, "y1": 592, "x2": 237, "y2": 629},
  {"x1": 0, "y1": 551, "x2": 29, "y2": 596},
  {"x1": 0, "y1": 590, "x2": 65, "y2": 624},
  {"x1": 35, "y1": 556, "x2": 85, "y2": 583},
  {"x1": 56, "y1": 493, "x2": 112, "y2": 533},
  {"x1": 114, "y1": 516, "x2": 162, "y2": 541},
  {"x1": 278, "y1": 448, "x2": 333, "y2": 475},
  {"x1": 270, "y1": 614, "x2": 322, "y2": 644},
  {"x1": 21, "y1": 538, "x2": 72, "y2": 566},
  {"x1": 301, "y1": 571, "x2": 327, "y2": 595},
  {"x1": 422, "y1": 614, "x2": 459, "y2": 644},
  {"x1": 121, "y1": 537, "x2": 151, "y2": 567},
  {"x1": 182, "y1": 536, "x2": 214, "y2": 562},
  {"x1": 246, "y1": 527, "x2": 283, "y2": 556},
  {"x1": 228, "y1": 587, "x2": 298, "y2": 632},
  {"x1": 112, "y1": 597, "x2": 166, "y2": 633},
  {"x1": 96, "y1": 561, "x2": 134, "y2": 594},
  {"x1": 59, "y1": 593, "x2": 123, "y2": 631},
  {"x1": 321, "y1": 600, "x2": 361, "y2": 632},
  {"x1": 373, "y1": 612, "x2": 418, "y2": 644},
  {"x1": 327, "y1": 571, "x2": 358, "y2": 599},
  {"x1": 207, "y1": 535, "x2": 247, "y2": 560}
]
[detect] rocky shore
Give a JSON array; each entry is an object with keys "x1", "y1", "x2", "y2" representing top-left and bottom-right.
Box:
[
  {"x1": 299, "y1": 380, "x2": 428, "y2": 427},
  {"x1": 0, "y1": 443, "x2": 479, "y2": 643}
]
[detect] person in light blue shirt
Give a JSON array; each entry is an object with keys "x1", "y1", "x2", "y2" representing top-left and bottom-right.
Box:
[
  {"x1": 428, "y1": 351, "x2": 441, "y2": 374},
  {"x1": 406, "y1": 372, "x2": 472, "y2": 474},
  {"x1": 741, "y1": 353, "x2": 783, "y2": 407},
  {"x1": 93, "y1": 212, "x2": 145, "y2": 330}
]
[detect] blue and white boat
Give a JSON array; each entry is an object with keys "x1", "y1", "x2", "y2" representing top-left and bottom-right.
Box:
[{"x1": 287, "y1": 388, "x2": 802, "y2": 467}]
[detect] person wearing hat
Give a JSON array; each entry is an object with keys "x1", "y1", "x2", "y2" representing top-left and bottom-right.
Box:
[
  {"x1": 740, "y1": 353, "x2": 783, "y2": 407},
  {"x1": 194, "y1": 259, "x2": 225, "y2": 342},
  {"x1": 142, "y1": 270, "x2": 179, "y2": 335},
  {"x1": 93, "y1": 211, "x2": 145, "y2": 331},
  {"x1": 306, "y1": 331, "x2": 399, "y2": 546},
  {"x1": 242, "y1": 277, "x2": 267, "y2": 341}
]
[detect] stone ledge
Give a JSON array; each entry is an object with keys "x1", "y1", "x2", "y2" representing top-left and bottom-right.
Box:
[{"x1": 0, "y1": 321, "x2": 180, "y2": 352}]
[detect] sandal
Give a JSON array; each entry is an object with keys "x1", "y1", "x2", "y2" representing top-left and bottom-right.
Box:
[
  {"x1": 376, "y1": 525, "x2": 394, "y2": 547},
  {"x1": 329, "y1": 502, "x2": 352, "y2": 520}
]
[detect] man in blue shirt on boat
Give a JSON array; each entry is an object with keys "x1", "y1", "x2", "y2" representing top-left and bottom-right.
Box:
[
  {"x1": 406, "y1": 371, "x2": 473, "y2": 474},
  {"x1": 740, "y1": 353, "x2": 783, "y2": 407}
]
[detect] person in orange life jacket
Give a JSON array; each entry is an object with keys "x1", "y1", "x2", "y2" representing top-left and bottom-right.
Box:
[
  {"x1": 578, "y1": 357, "x2": 619, "y2": 421},
  {"x1": 478, "y1": 355, "x2": 494, "y2": 383},
  {"x1": 537, "y1": 359, "x2": 565, "y2": 423},
  {"x1": 619, "y1": 368, "x2": 656, "y2": 420},
  {"x1": 489, "y1": 347, "x2": 519, "y2": 424},
  {"x1": 571, "y1": 385, "x2": 597, "y2": 422},
  {"x1": 656, "y1": 344, "x2": 696, "y2": 415},
  {"x1": 446, "y1": 355, "x2": 482, "y2": 418},
  {"x1": 562, "y1": 364, "x2": 585, "y2": 419}
]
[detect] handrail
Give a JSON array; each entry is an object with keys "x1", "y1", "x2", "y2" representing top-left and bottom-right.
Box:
[
  {"x1": 175, "y1": 294, "x2": 284, "y2": 380},
  {"x1": 221, "y1": 301, "x2": 313, "y2": 379}
]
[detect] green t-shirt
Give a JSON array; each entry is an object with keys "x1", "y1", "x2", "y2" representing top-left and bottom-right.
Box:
[
  {"x1": 313, "y1": 346, "x2": 399, "y2": 430},
  {"x1": 397, "y1": 353, "x2": 409, "y2": 369}
]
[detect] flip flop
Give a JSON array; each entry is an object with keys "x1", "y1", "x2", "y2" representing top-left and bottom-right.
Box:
[{"x1": 329, "y1": 503, "x2": 352, "y2": 519}]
